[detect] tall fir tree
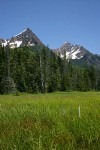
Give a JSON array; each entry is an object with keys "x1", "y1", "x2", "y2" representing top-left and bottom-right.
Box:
[{"x1": 1, "y1": 44, "x2": 16, "y2": 94}]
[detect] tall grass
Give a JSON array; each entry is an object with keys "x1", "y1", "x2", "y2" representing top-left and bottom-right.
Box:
[{"x1": 0, "y1": 92, "x2": 100, "y2": 150}]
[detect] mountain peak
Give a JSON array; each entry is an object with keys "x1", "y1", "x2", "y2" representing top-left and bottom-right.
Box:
[
  {"x1": 55, "y1": 42, "x2": 87, "y2": 60},
  {"x1": 14, "y1": 28, "x2": 32, "y2": 37},
  {"x1": 26, "y1": 27, "x2": 32, "y2": 31},
  {"x1": 24, "y1": 28, "x2": 33, "y2": 33},
  {"x1": 0, "y1": 28, "x2": 44, "y2": 48}
]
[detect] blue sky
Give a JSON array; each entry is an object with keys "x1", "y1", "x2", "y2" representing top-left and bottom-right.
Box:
[{"x1": 0, "y1": 0, "x2": 100, "y2": 54}]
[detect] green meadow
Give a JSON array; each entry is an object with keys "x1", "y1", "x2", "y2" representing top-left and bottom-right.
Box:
[{"x1": 0, "y1": 92, "x2": 100, "y2": 150}]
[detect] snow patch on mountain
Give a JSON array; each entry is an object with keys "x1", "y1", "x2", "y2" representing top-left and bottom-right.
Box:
[
  {"x1": 2, "y1": 40, "x2": 7, "y2": 46},
  {"x1": 27, "y1": 42, "x2": 35, "y2": 46},
  {"x1": 9, "y1": 41, "x2": 22, "y2": 48},
  {"x1": 66, "y1": 51, "x2": 70, "y2": 58},
  {"x1": 71, "y1": 49, "x2": 81, "y2": 59},
  {"x1": 60, "y1": 53, "x2": 64, "y2": 58}
]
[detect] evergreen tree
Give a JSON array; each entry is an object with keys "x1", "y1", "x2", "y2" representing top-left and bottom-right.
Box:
[
  {"x1": 0, "y1": 44, "x2": 100, "y2": 93},
  {"x1": 83, "y1": 68, "x2": 91, "y2": 91},
  {"x1": 1, "y1": 44, "x2": 16, "y2": 94},
  {"x1": 47, "y1": 51, "x2": 61, "y2": 92},
  {"x1": 60, "y1": 49, "x2": 68, "y2": 91},
  {"x1": 87, "y1": 66, "x2": 97, "y2": 90},
  {"x1": 0, "y1": 46, "x2": 5, "y2": 92}
]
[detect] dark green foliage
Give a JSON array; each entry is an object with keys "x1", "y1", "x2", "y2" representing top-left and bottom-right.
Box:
[
  {"x1": 70, "y1": 52, "x2": 100, "y2": 68},
  {"x1": 60, "y1": 50, "x2": 68, "y2": 91},
  {"x1": 1, "y1": 45, "x2": 16, "y2": 94},
  {"x1": 0, "y1": 45, "x2": 100, "y2": 94},
  {"x1": 1, "y1": 76, "x2": 16, "y2": 94},
  {"x1": 47, "y1": 51, "x2": 61, "y2": 92},
  {"x1": 0, "y1": 46, "x2": 5, "y2": 91}
]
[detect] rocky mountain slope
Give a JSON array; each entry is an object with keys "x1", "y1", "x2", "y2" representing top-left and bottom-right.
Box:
[
  {"x1": 54, "y1": 42, "x2": 100, "y2": 67},
  {"x1": 55, "y1": 42, "x2": 88, "y2": 59},
  {"x1": 0, "y1": 28, "x2": 44, "y2": 48}
]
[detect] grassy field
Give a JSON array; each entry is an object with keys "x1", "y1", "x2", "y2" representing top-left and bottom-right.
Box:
[{"x1": 0, "y1": 92, "x2": 100, "y2": 150}]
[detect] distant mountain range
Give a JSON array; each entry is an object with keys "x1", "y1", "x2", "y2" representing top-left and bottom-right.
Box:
[{"x1": 0, "y1": 28, "x2": 100, "y2": 67}]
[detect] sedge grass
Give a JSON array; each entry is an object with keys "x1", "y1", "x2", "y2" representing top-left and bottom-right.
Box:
[{"x1": 0, "y1": 92, "x2": 100, "y2": 150}]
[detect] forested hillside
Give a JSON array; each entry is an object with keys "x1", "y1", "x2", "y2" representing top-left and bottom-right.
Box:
[{"x1": 0, "y1": 45, "x2": 100, "y2": 94}]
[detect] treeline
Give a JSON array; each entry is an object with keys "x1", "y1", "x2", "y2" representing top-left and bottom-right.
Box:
[{"x1": 0, "y1": 45, "x2": 100, "y2": 94}]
